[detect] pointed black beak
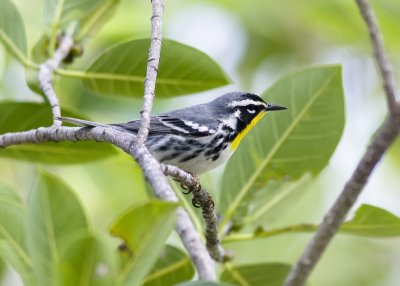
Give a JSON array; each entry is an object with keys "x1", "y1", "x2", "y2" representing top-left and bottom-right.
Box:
[{"x1": 265, "y1": 104, "x2": 287, "y2": 111}]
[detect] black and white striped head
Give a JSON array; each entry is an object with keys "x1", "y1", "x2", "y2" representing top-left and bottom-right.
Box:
[{"x1": 210, "y1": 92, "x2": 286, "y2": 132}]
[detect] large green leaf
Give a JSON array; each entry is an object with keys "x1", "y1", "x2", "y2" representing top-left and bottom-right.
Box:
[
  {"x1": 82, "y1": 39, "x2": 230, "y2": 97},
  {"x1": 341, "y1": 204, "x2": 400, "y2": 237},
  {"x1": 143, "y1": 245, "x2": 194, "y2": 286},
  {"x1": 220, "y1": 65, "x2": 344, "y2": 226},
  {"x1": 27, "y1": 171, "x2": 89, "y2": 286},
  {"x1": 110, "y1": 199, "x2": 178, "y2": 286},
  {"x1": 220, "y1": 263, "x2": 291, "y2": 286},
  {"x1": 0, "y1": 102, "x2": 117, "y2": 164},
  {"x1": 58, "y1": 234, "x2": 117, "y2": 286},
  {"x1": 0, "y1": 0, "x2": 27, "y2": 62},
  {"x1": 0, "y1": 182, "x2": 33, "y2": 284}
]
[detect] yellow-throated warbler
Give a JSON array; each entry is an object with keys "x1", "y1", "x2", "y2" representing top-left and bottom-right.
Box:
[{"x1": 61, "y1": 92, "x2": 286, "y2": 174}]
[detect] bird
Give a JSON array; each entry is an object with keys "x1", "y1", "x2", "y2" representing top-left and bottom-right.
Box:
[{"x1": 60, "y1": 92, "x2": 286, "y2": 174}]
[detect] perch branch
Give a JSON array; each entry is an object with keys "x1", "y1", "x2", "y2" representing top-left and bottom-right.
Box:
[
  {"x1": 126, "y1": 0, "x2": 216, "y2": 279},
  {"x1": 0, "y1": 126, "x2": 217, "y2": 280},
  {"x1": 285, "y1": 1, "x2": 400, "y2": 285},
  {"x1": 38, "y1": 34, "x2": 74, "y2": 126},
  {"x1": 161, "y1": 164, "x2": 229, "y2": 262}
]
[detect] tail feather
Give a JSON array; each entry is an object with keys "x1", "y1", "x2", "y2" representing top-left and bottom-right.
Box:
[{"x1": 58, "y1": 117, "x2": 110, "y2": 128}]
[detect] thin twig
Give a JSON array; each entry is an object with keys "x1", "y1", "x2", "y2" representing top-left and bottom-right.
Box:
[
  {"x1": 162, "y1": 164, "x2": 230, "y2": 262},
  {"x1": 0, "y1": 126, "x2": 217, "y2": 281},
  {"x1": 356, "y1": 0, "x2": 399, "y2": 112},
  {"x1": 38, "y1": 34, "x2": 74, "y2": 126},
  {"x1": 137, "y1": 0, "x2": 164, "y2": 144},
  {"x1": 285, "y1": 1, "x2": 400, "y2": 284}
]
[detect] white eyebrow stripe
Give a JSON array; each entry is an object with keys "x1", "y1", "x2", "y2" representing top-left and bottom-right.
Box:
[{"x1": 229, "y1": 99, "x2": 267, "y2": 107}]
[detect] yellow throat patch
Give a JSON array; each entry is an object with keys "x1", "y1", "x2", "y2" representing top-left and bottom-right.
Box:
[{"x1": 230, "y1": 111, "x2": 266, "y2": 151}]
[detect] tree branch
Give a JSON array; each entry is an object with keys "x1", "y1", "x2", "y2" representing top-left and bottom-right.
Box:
[
  {"x1": 38, "y1": 34, "x2": 74, "y2": 126},
  {"x1": 124, "y1": 0, "x2": 217, "y2": 279},
  {"x1": 137, "y1": 0, "x2": 164, "y2": 144},
  {"x1": 0, "y1": 126, "x2": 217, "y2": 280},
  {"x1": 356, "y1": 0, "x2": 399, "y2": 112},
  {"x1": 285, "y1": 1, "x2": 400, "y2": 284},
  {"x1": 161, "y1": 164, "x2": 230, "y2": 262}
]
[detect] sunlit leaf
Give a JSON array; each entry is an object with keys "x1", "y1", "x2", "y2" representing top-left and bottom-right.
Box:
[
  {"x1": 0, "y1": 182, "x2": 33, "y2": 283},
  {"x1": 220, "y1": 65, "x2": 345, "y2": 225},
  {"x1": 341, "y1": 204, "x2": 400, "y2": 237},
  {"x1": 0, "y1": 102, "x2": 117, "y2": 164},
  {"x1": 143, "y1": 245, "x2": 194, "y2": 286},
  {"x1": 0, "y1": 0, "x2": 27, "y2": 62},
  {"x1": 27, "y1": 171, "x2": 89, "y2": 286},
  {"x1": 220, "y1": 263, "x2": 291, "y2": 286},
  {"x1": 83, "y1": 39, "x2": 230, "y2": 97},
  {"x1": 110, "y1": 199, "x2": 178, "y2": 285},
  {"x1": 58, "y1": 234, "x2": 117, "y2": 286}
]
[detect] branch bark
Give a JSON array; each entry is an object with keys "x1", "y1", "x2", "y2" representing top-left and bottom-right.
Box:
[
  {"x1": 356, "y1": 0, "x2": 398, "y2": 112},
  {"x1": 38, "y1": 34, "x2": 74, "y2": 126},
  {"x1": 137, "y1": 0, "x2": 164, "y2": 144},
  {"x1": 162, "y1": 164, "x2": 229, "y2": 262},
  {"x1": 285, "y1": 1, "x2": 400, "y2": 285}
]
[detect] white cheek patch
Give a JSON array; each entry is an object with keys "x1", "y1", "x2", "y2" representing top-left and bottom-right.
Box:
[{"x1": 234, "y1": 109, "x2": 241, "y2": 119}]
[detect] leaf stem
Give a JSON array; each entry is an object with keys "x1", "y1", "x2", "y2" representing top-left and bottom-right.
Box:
[
  {"x1": 223, "y1": 224, "x2": 318, "y2": 243},
  {"x1": 48, "y1": 0, "x2": 65, "y2": 56}
]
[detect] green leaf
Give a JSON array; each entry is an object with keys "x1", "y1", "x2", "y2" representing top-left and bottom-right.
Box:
[
  {"x1": 58, "y1": 234, "x2": 117, "y2": 286},
  {"x1": 31, "y1": 34, "x2": 50, "y2": 64},
  {"x1": 220, "y1": 65, "x2": 345, "y2": 225},
  {"x1": 241, "y1": 174, "x2": 312, "y2": 227},
  {"x1": 0, "y1": 182, "x2": 33, "y2": 284},
  {"x1": 0, "y1": 102, "x2": 117, "y2": 164},
  {"x1": 44, "y1": 0, "x2": 102, "y2": 56},
  {"x1": 110, "y1": 199, "x2": 178, "y2": 285},
  {"x1": 341, "y1": 204, "x2": 400, "y2": 237},
  {"x1": 82, "y1": 39, "x2": 230, "y2": 97},
  {"x1": 27, "y1": 171, "x2": 89, "y2": 286},
  {"x1": 0, "y1": 0, "x2": 28, "y2": 62},
  {"x1": 44, "y1": 0, "x2": 101, "y2": 25},
  {"x1": 75, "y1": 0, "x2": 120, "y2": 40},
  {"x1": 224, "y1": 204, "x2": 400, "y2": 243},
  {"x1": 220, "y1": 263, "x2": 291, "y2": 286},
  {"x1": 143, "y1": 245, "x2": 194, "y2": 286}
]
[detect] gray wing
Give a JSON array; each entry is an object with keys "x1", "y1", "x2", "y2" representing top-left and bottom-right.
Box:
[{"x1": 115, "y1": 105, "x2": 219, "y2": 137}]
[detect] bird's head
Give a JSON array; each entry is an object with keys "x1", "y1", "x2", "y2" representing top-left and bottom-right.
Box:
[{"x1": 212, "y1": 92, "x2": 286, "y2": 150}]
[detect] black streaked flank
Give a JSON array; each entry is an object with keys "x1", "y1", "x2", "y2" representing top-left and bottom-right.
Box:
[
  {"x1": 180, "y1": 153, "x2": 199, "y2": 163},
  {"x1": 211, "y1": 154, "x2": 220, "y2": 161}
]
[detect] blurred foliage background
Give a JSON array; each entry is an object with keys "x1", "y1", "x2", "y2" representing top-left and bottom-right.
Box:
[{"x1": 0, "y1": 0, "x2": 399, "y2": 285}]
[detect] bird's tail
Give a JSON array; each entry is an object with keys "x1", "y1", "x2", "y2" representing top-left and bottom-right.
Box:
[{"x1": 58, "y1": 117, "x2": 110, "y2": 128}]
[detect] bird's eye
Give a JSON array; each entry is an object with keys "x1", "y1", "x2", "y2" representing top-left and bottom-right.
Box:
[{"x1": 247, "y1": 108, "x2": 256, "y2": 114}]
